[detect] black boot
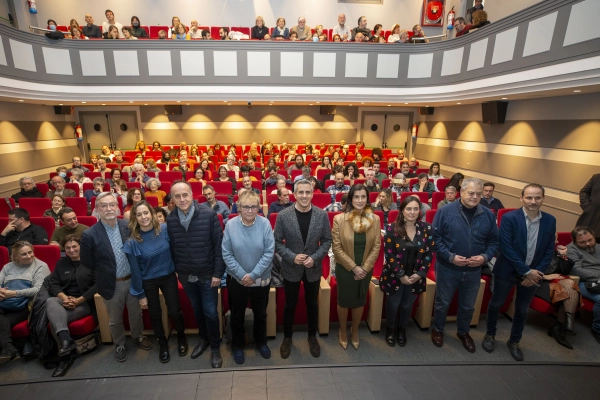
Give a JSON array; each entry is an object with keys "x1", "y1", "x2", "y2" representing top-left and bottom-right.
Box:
[
  {"x1": 177, "y1": 332, "x2": 188, "y2": 356},
  {"x1": 548, "y1": 323, "x2": 573, "y2": 349},
  {"x1": 0, "y1": 343, "x2": 20, "y2": 364},
  {"x1": 565, "y1": 313, "x2": 575, "y2": 333},
  {"x1": 396, "y1": 328, "x2": 407, "y2": 347},
  {"x1": 385, "y1": 328, "x2": 396, "y2": 347},
  {"x1": 158, "y1": 337, "x2": 170, "y2": 363}
]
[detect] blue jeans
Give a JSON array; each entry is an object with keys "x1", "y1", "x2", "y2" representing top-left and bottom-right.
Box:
[
  {"x1": 486, "y1": 275, "x2": 537, "y2": 343},
  {"x1": 433, "y1": 263, "x2": 481, "y2": 335},
  {"x1": 181, "y1": 279, "x2": 221, "y2": 349},
  {"x1": 579, "y1": 282, "x2": 600, "y2": 333}
]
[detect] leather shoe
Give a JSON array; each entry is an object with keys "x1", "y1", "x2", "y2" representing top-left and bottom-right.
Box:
[
  {"x1": 158, "y1": 337, "x2": 170, "y2": 363},
  {"x1": 191, "y1": 340, "x2": 210, "y2": 359},
  {"x1": 431, "y1": 329, "x2": 443, "y2": 347},
  {"x1": 482, "y1": 335, "x2": 495, "y2": 353},
  {"x1": 307, "y1": 336, "x2": 320, "y2": 357},
  {"x1": 211, "y1": 348, "x2": 223, "y2": 368},
  {"x1": 58, "y1": 339, "x2": 77, "y2": 357},
  {"x1": 506, "y1": 340, "x2": 524, "y2": 361},
  {"x1": 590, "y1": 329, "x2": 600, "y2": 345},
  {"x1": 385, "y1": 328, "x2": 396, "y2": 347},
  {"x1": 280, "y1": 337, "x2": 292, "y2": 359},
  {"x1": 457, "y1": 333, "x2": 476, "y2": 353},
  {"x1": 548, "y1": 323, "x2": 573, "y2": 350},
  {"x1": 396, "y1": 328, "x2": 407, "y2": 347},
  {"x1": 52, "y1": 356, "x2": 74, "y2": 377},
  {"x1": 177, "y1": 333, "x2": 188, "y2": 357},
  {"x1": 0, "y1": 343, "x2": 20, "y2": 364}
]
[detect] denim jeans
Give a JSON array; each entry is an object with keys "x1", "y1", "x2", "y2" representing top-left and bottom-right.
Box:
[
  {"x1": 486, "y1": 275, "x2": 537, "y2": 343},
  {"x1": 433, "y1": 263, "x2": 481, "y2": 335},
  {"x1": 579, "y1": 282, "x2": 600, "y2": 333},
  {"x1": 385, "y1": 284, "x2": 417, "y2": 329},
  {"x1": 181, "y1": 279, "x2": 221, "y2": 349},
  {"x1": 226, "y1": 275, "x2": 269, "y2": 350},
  {"x1": 283, "y1": 273, "x2": 320, "y2": 338},
  {"x1": 143, "y1": 272, "x2": 185, "y2": 339}
]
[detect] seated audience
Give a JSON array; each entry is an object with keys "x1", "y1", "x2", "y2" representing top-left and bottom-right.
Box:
[
  {"x1": 188, "y1": 20, "x2": 203, "y2": 39},
  {"x1": 360, "y1": 156, "x2": 374, "y2": 175},
  {"x1": 469, "y1": 10, "x2": 490, "y2": 32},
  {"x1": 70, "y1": 26, "x2": 87, "y2": 40},
  {"x1": 216, "y1": 166, "x2": 237, "y2": 195},
  {"x1": 154, "y1": 207, "x2": 168, "y2": 223},
  {"x1": 113, "y1": 179, "x2": 128, "y2": 206},
  {"x1": 325, "y1": 172, "x2": 350, "y2": 204},
  {"x1": 396, "y1": 30, "x2": 410, "y2": 43},
  {"x1": 49, "y1": 208, "x2": 88, "y2": 251},
  {"x1": 410, "y1": 24, "x2": 429, "y2": 43},
  {"x1": 373, "y1": 162, "x2": 388, "y2": 185},
  {"x1": 315, "y1": 156, "x2": 333, "y2": 177},
  {"x1": 130, "y1": 16, "x2": 148, "y2": 38},
  {"x1": 291, "y1": 16, "x2": 311, "y2": 41},
  {"x1": 129, "y1": 164, "x2": 150, "y2": 188},
  {"x1": 466, "y1": 0, "x2": 484, "y2": 24},
  {"x1": 169, "y1": 16, "x2": 181, "y2": 36},
  {"x1": 188, "y1": 167, "x2": 207, "y2": 185},
  {"x1": 123, "y1": 188, "x2": 145, "y2": 221},
  {"x1": 83, "y1": 177, "x2": 105, "y2": 203},
  {"x1": 43, "y1": 194, "x2": 66, "y2": 226},
  {"x1": 99, "y1": 145, "x2": 114, "y2": 162},
  {"x1": 388, "y1": 24, "x2": 401, "y2": 42},
  {"x1": 428, "y1": 162, "x2": 444, "y2": 189},
  {"x1": 344, "y1": 162, "x2": 364, "y2": 185},
  {"x1": 294, "y1": 166, "x2": 312, "y2": 184},
  {"x1": 390, "y1": 173, "x2": 411, "y2": 197},
  {"x1": 372, "y1": 189, "x2": 398, "y2": 225},
  {"x1": 135, "y1": 140, "x2": 147, "y2": 156},
  {"x1": 267, "y1": 188, "x2": 293, "y2": 218},
  {"x1": 224, "y1": 154, "x2": 240, "y2": 180},
  {"x1": 47, "y1": 175, "x2": 76, "y2": 199},
  {"x1": 144, "y1": 178, "x2": 167, "y2": 207},
  {"x1": 333, "y1": 13, "x2": 350, "y2": 41},
  {"x1": 106, "y1": 168, "x2": 122, "y2": 189},
  {"x1": 173, "y1": 23, "x2": 189, "y2": 40},
  {"x1": 373, "y1": 24, "x2": 384, "y2": 39},
  {"x1": 102, "y1": 9, "x2": 123, "y2": 38},
  {"x1": 446, "y1": 172, "x2": 464, "y2": 192},
  {"x1": 454, "y1": 17, "x2": 472, "y2": 38},
  {"x1": 438, "y1": 186, "x2": 458, "y2": 209},
  {"x1": 158, "y1": 29, "x2": 168, "y2": 39},
  {"x1": 322, "y1": 165, "x2": 344, "y2": 188},
  {"x1": 112, "y1": 151, "x2": 127, "y2": 170},
  {"x1": 287, "y1": 154, "x2": 305, "y2": 176},
  {"x1": 566, "y1": 227, "x2": 600, "y2": 344},
  {"x1": 201, "y1": 185, "x2": 230, "y2": 222},
  {"x1": 352, "y1": 16, "x2": 372, "y2": 41},
  {"x1": 105, "y1": 24, "x2": 120, "y2": 39},
  {"x1": 162, "y1": 194, "x2": 176, "y2": 214},
  {"x1": 324, "y1": 193, "x2": 348, "y2": 212},
  {"x1": 219, "y1": 27, "x2": 230, "y2": 40},
  {"x1": 272, "y1": 17, "x2": 289, "y2": 40},
  {"x1": 94, "y1": 159, "x2": 112, "y2": 176},
  {"x1": 11, "y1": 176, "x2": 43, "y2": 204},
  {"x1": 270, "y1": 178, "x2": 288, "y2": 195},
  {"x1": 241, "y1": 176, "x2": 260, "y2": 196},
  {"x1": 252, "y1": 15, "x2": 269, "y2": 39},
  {"x1": 238, "y1": 165, "x2": 257, "y2": 182},
  {"x1": 82, "y1": 14, "x2": 102, "y2": 38},
  {"x1": 364, "y1": 169, "x2": 381, "y2": 194},
  {"x1": 481, "y1": 182, "x2": 505, "y2": 212},
  {"x1": 308, "y1": 176, "x2": 323, "y2": 193},
  {"x1": 354, "y1": 32, "x2": 367, "y2": 42},
  {"x1": 69, "y1": 168, "x2": 92, "y2": 197},
  {"x1": 412, "y1": 173, "x2": 436, "y2": 198},
  {"x1": 122, "y1": 27, "x2": 137, "y2": 40},
  {"x1": 68, "y1": 157, "x2": 90, "y2": 173},
  {"x1": 0, "y1": 241, "x2": 51, "y2": 363}
]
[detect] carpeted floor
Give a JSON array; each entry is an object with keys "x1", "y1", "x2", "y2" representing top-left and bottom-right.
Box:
[{"x1": 1, "y1": 310, "x2": 599, "y2": 384}]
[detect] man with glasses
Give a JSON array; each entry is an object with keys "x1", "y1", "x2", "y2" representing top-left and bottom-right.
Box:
[
  {"x1": 10, "y1": 176, "x2": 44, "y2": 204},
  {"x1": 274, "y1": 179, "x2": 332, "y2": 359},
  {"x1": 47, "y1": 175, "x2": 77, "y2": 198},
  {"x1": 68, "y1": 157, "x2": 90, "y2": 173},
  {"x1": 167, "y1": 182, "x2": 224, "y2": 368},
  {"x1": 454, "y1": 17, "x2": 472, "y2": 38},
  {"x1": 431, "y1": 178, "x2": 499, "y2": 353},
  {"x1": 81, "y1": 192, "x2": 152, "y2": 362}
]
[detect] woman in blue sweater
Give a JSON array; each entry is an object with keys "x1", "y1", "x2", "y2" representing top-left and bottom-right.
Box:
[
  {"x1": 222, "y1": 190, "x2": 274, "y2": 365},
  {"x1": 123, "y1": 201, "x2": 187, "y2": 363}
]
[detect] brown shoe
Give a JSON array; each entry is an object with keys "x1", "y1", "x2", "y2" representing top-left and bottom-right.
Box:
[
  {"x1": 457, "y1": 332, "x2": 476, "y2": 353},
  {"x1": 280, "y1": 337, "x2": 292, "y2": 359},
  {"x1": 431, "y1": 329, "x2": 444, "y2": 347},
  {"x1": 307, "y1": 336, "x2": 320, "y2": 357}
]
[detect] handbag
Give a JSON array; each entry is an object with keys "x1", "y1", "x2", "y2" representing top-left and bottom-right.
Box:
[
  {"x1": 0, "y1": 279, "x2": 32, "y2": 311},
  {"x1": 584, "y1": 281, "x2": 600, "y2": 294}
]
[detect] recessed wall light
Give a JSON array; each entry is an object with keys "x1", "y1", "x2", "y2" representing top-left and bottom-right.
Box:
[
  {"x1": 457, "y1": 102, "x2": 461, "y2": 104},
  {"x1": 574, "y1": 90, "x2": 581, "y2": 93},
  {"x1": 81, "y1": 102, "x2": 86, "y2": 104},
  {"x1": 361, "y1": 102, "x2": 365, "y2": 104},
  {"x1": 228, "y1": 103, "x2": 231, "y2": 105},
  {"x1": 59, "y1": 104, "x2": 63, "y2": 106},
  {"x1": 18, "y1": 100, "x2": 24, "y2": 102},
  {"x1": 316, "y1": 102, "x2": 320, "y2": 104},
  {"x1": 102, "y1": 104, "x2": 106, "y2": 106},
  {"x1": 404, "y1": 103, "x2": 408, "y2": 105},
  {"x1": 501, "y1": 97, "x2": 507, "y2": 100},
  {"x1": 349, "y1": 104, "x2": 352, "y2": 106},
  {"x1": 129, "y1": 101, "x2": 134, "y2": 103},
  {"x1": 309, "y1": 104, "x2": 313, "y2": 106},
  {"x1": 426, "y1": 105, "x2": 429, "y2": 107},
  {"x1": 186, "y1": 103, "x2": 190, "y2": 105},
  {"x1": 176, "y1": 101, "x2": 181, "y2": 103},
  {"x1": 387, "y1": 105, "x2": 391, "y2": 106},
  {"x1": 144, "y1": 104, "x2": 148, "y2": 106}
]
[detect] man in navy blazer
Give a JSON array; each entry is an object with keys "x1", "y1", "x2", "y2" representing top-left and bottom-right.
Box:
[
  {"x1": 80, "y1": 192, "x2": 152, "y2": 362},
  {"x1": 483, "y1": 183, "x2": 556, "y2": 361}
]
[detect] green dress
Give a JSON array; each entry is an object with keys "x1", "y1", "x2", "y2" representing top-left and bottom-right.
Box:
[{"x1": 336, "y1": 232, "x2": 372, "y2": 308}]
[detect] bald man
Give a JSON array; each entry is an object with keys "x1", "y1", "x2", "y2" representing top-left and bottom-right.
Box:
[{"x1": 82, "y1": 14, "x2": 102, "y2": 38}]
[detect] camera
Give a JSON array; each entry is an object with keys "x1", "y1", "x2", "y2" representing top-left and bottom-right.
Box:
[{"x1": 247, "y1": 101, "x2": 252, "y2": 108}]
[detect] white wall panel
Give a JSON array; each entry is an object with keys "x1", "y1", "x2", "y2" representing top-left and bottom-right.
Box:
[
  {"x1": 280, "y1": 52, "x2": 303, "y2": 77},
  {"x1": 467, "y1": 38, "x2": 488, "y2": 71},
  {"x1": 345, "y1": 53, "x2": 368, "y2": 78},
  {"x1": 180, "y1": 51, "x2": 205, "y2": 76},
  {"x1": 213, "y1": 51, "x2": 238, "y2": 76},
  {"x1": 407, "y1": 53, "x2": 433, "y2": 78},
  {"x1": 9, "y1": 39, "x2": 35, "y2": 72},
  {"x1": 440, "y1": 47, "x2": 464, "y2": 76},
  {"x1": 113, "y1": 51, "x2": 140, "y2": 76},
  {"x1": 313, "y1": 53, "x2": 336, "y2": 78},
  {"x1": 247, "y1": 52, "x2": 271, "y2": 77},
  {"x1": 376, "y1": 54, "x2": 399, "y2": 79},
  {"x1": 492, "y1": 27, "x2": 519, "y2": 65},
  {"x1": 523, "y1": 12, "x2": 557, "y2": 57},
  {"x1": 563, "y1": 0, "x2": 600, "y2": 46},
  {"x1": 80, "y1": 51, "x2": 106, "y2": 76},
  {"x1": 147, "y1": 51, "x2": 172, "y2": 76}
]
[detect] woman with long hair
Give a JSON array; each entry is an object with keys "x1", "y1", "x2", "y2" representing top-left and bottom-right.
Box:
[
  {"x1": 152, "y1": 141, "x2": 162, "y2": 151},
  {"x1": 380, "y1": 196, "x2": 433, "y2": 347},
  {"x1": 332, "y1": 184, "x2": 381, "y2": 350},
  {"x1": 315, "y1": 156, "x2": 333, "y2": 177},
  {"x1": 447, "y1": 172, "x2": 465, "y2": 192},
  {"x1": 199, "y1": 159, "x2": 212, "y2": 180},
  {"x1": 217, "y1": 165, "x2": 236, "y2": 196},
  {"x1": 188, "y1": 167, "x2": 207, "y2": 186},
  {"x1": 372, "y1": 189, "x2": 397, "y2": 226},
  {"x1": 123, "y1": 187, "x2": 145, "y2": 220},
  {"x1": 428, "y1": 162, "x2": 444, "y2": 190},
  {"x1": 135, "y1": 140, "x2": 146, "y2": 156},
  {"x1": 124, "y1": 201, "x2": 187, "y2": 363},
  {"x1": 344, "y1": 162, "x2": 364, "y2": 185}
]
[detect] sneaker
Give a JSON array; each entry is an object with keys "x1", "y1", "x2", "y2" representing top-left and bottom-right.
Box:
[
  {"x1": 257, "y1": 344, "x2": 271, "y2": 359},
  {"x1": 233, "y1": 348, "x2": 245, "y2": 364},
  {"x1": 114, "y1": 345, "x2": 127, "y2": 362},
  {"x1": 136, "y1": 336, "x2": 153, "y2": 351}
]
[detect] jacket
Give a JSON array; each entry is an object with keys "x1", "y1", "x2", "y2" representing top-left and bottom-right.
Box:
[
  {"x1": 80, "y1": 219, "x2": 130, "y2": 299},
  {"x1": 11, "y1": 187, "x2": 44, "y2": 203},
  {"x1": 166, "y1": 202, "x2": 225, "y2": 282},
  {"x1": 576, "y1": 173, "x2": 600, "y2": 236},
  {"x1": 274, "y1": 205, "x2": 332, "y2": 282},
  {"x1": 46, "y1": 257, "x2": 97, "y2": 305},
  {"x1": 567, "y1": 243, "x2": 600, "y2": 282},
  {"x1": 493, "y1": 208, "x2": 556, "y2": 280},
  {"x1": 432, "y1": 200, "x2": 499, "y2": 272},
  {"x1": 46, "y1": 188, "x2": 77, "y2": 198},
  {"x1": 332, "y1": 209, "x2": 381, "y2": 273},
  {"x1": 0, "y1": 223, "x2": 48, "y2": 252}
]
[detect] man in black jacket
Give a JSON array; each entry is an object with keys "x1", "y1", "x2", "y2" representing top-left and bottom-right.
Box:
[
  {"x1": 82, "y1": 14, "x2": 102, "y2": 38},
  {"x1": 11, "y1": 177, "x2": 44, "y2": 204},
  {"x1": 80, "y1": 192, "x2": 152, "y2": 362},
  {"x1": 167, "y1": 181, "x2": 224, "y2": 368},
  {"x1": 0, "y1": 208, "x2": 48, "y2": 253}
]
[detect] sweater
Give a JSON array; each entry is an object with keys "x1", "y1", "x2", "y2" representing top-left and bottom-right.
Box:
[
  {"x1": 50, "y1": 224, "x2": 89, "y2": 250},
  {"x1": 123, "y1": 224, "x2": 175, "y2": 299},
  {"x1": 0, "y1": 259, "x2": 50, "y2": 298},
  {"x1": 567, "y1": 243, "x2": 600, "y2": 282},
  {"x1": 11, "y1": 187, "x2": 44, "y2": 203},
  {"x1": 222, "y1": 216, "x2": 274, "y2": 283}
]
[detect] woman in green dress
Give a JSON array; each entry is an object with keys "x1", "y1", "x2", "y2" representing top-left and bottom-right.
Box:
[{"x1": 332, "y1": 184, "x2": 381, "y2": 350}]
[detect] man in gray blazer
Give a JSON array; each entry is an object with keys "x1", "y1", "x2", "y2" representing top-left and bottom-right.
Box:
[{"x1": 274, "y1": 179, "x2": 332, "y2": 359}]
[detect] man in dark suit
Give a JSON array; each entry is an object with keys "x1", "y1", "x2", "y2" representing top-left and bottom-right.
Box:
[
  {"x1": 483, "y1": 183, "x2": 556, "y2": 361},
  {"x1": 47, "y1": 175, "x2": 77, "y2": 199},
  {"x1": 274, "y1": 179, "x2": 332, "y2": 359},
  {"x1": 80, "y1": 192, "x2": 152, "y2": 362}
]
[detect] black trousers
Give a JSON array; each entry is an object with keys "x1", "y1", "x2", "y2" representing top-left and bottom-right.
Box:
[
  {"x1": 283, "y1": 272, "x2": 320, "y2": 338},
  {"x1": 0, "y1": 307, "x2": 29, "y2": 346},
  {"x1": 143, "y1": 272, "x2": 185, "y2": 339},
  {"x1": 226, "y1": 275, "x2": 269, "y2": 350}
]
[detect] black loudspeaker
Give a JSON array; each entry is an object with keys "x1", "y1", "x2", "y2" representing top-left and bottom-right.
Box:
[
  {"x1": 54, "y1": 106, "x2": 73, "y2": 115},
  {"x1": 164, "y1": 105, "x2": 182, "y2": 115},
  {"x1": 419, "y1": 107, "x2": 434, "y2": 115},
  {"x1": 320, "y1": 106, "x2": 336, "y2": 115},
  {"x1": 481, "y1": 101, "x2": 508, "y2": 124}
]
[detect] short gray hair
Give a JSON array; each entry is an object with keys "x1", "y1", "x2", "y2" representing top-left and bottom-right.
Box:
[
  {"x1": 445, "y1": 185, "x2": 457, "y2": 192},
  {"x1": 294, "y1": 179, "x2": 312, "y2": 193},
  {"x1": 461, "y1": 177, "x2": 483, "y2": 191},
  {"x1": 70, "y1": 168, "x2": 84, "y2": 178},
  {"x1": 95, "y1": 191, "x2": 114, "y2": 207},
  {"x1": 93, "y1": 177, "x2": 105, "y2": 185},
  {"x1": 393, "y1": 173, "x2": 405, "y2": 180},
  {"x1": 146, "y1": 178, "x2": 161, "y2": 188},
  {"x1": 302, "y1": 166, "x2": 311, "y2": 174},
  {"x1": 19, "y1": 176, "x2": 34, "y2": 186}
]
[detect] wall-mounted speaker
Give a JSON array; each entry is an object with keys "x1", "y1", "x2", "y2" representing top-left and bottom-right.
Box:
[
  {"x1": 54, "y1": 106, "x2": 73, "y2": 115},
  {"x1": 320, "y1": 106, "x2": 336, "y2": 115},
  {"x1": 164, "y1": 105, "x2": 182, "y2": 115},
  {"x1": 482, "y1": 101, "x2": 508, "y2": 124},
  {"x1": 419, "y1": 107, "x2": 434, "y2": 115}
]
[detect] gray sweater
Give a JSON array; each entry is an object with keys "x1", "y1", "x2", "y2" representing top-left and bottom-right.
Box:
[
  {"x1": 0, "y1": 259, "x2": 50, "y2": 298},
  {"x1": 222, "y1": 216, "x2": 274, "y2": 283},
  {"x1": 567, "y1": 243, "x2": 600, "y2": 282}
]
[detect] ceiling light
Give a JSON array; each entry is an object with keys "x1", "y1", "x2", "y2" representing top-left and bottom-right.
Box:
[
  {"x1": 457, "y1": 102, "x2": 461, "y2": 104},
  {"x1": 501, "y1": 97, "x2": 507, "y2": 100},
  {"x1": 574, "y1": 90, "x2": 581, "y2": 93},
  {"x1": 316, "y1": 102, "x2": 320, "y2": 104},
  {"x1": 18, "y1": 100, "x2": 24, "y2": 102},
  {"x1": 176, "y1": 101, "x2": 181, "y2": 103},
  {"x1": 81, "y1": 102, "x2": 86, "y2": 104},
  {"x1": 102, "y1": 104, "x2": 106, "y2": 106},
  {"x1": 309, "y1": 104, "x2": 313, "y2": 106},
  {"x1": 59, "y1": 104, "x2": 63, "y2": 106}
]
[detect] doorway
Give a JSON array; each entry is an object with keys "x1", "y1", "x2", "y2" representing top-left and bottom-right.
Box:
[
  {"x1": 360, "y1": 112, "x2": 412, "y2": 154},
  {"x1": 80, "y1": 112, "x2": 140, "y2": 160}
]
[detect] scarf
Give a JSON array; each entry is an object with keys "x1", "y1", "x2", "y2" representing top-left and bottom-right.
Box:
[
  {"x1": 277, "y1": 26, "x2": 285, "y2": 35},
  {"x1": 349, "y1": 207, "x2": 374, "y2": 233},
  {"x1": 178, "y1": 206, "x2": 194, "y2": 231}
]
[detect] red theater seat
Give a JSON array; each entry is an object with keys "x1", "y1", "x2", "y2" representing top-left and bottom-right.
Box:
[
  {"x1": 497, "y1": 208, "x2": 517, "y2": 227},
  {"x1": 208, "y1": 181, "x2": 234, "y2": 195},
  {"x1": 30, "y1": 217, "x2": 56, "y2": 240},
  {"x1": 0, "y1": 198, "x2": 16, "y2": 217},
  {"x1": 401, "y1": 192, "x2": 429, "y2": 204},
  {"x1": 65, "y1": 197, "x2": 88, "y2": 216},
  {"x1": 312, "y1": 193, "x2": 332, "y2": 209},
  {"x1": 18, "y1": 198, "x2": 52, "y2": 217},
  {"x1": 33, "y1": 245, "x2": 61, "y2": 272},
  {"x1": 431, "y1": 192, "x2": 445, "y2": 209},
  {"x1": 436, "y1": 178, "x2": 450, "y2": 192},
  {"x1": 76, "y1": 216, "x2": 98, "y2": 227}
]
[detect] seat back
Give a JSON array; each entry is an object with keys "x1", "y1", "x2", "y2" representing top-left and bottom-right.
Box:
[
  {"x1": 401, "y1": 192, "x2": 429, "y2": 204},
  {"x1": 268, "y1": 213, "x2": 278, "y2": 230},
  {"x1": 436, "y1": 178, "x2": 451, "y2": 192},
  {"x1": 0, "y1": 198, "x2": 16, "y2": 217},
  {"x1": 431, "y1": 192, "x2": 446, "y2": 209},
  {"x1": 497, "y1": 208, "x2": 516, "y2": 227},
  {"x1": 312, "y1": 193, "x2": 332, "y2": 209},
  {"x1": 36, "y1": 183, "x2": 50, "y2": 197},
  {"x1": 426, "y1": 210, "x2": 437, "y2": 224},
  {"x1": 157, "y1": 171, "x2": 183, "y2": 183},
  {"x1": 0, "y1": 246, "x2": 8, "y2": 268},
  {"x1": 65, "y1": 183, "x2": 81, "y2": 196},
  {"x1": 33, "y1": 245, "x2": 61, "y2": 272},
  {"x1": 208, "y1": 181, "x2": 234, "y2": 195},
  {"x1": 76, "y1": 216, "x2": 98, "y2": 227},
  {"x1": 18, "y1": 198, "x2": 52, "y2": 217},
  {"x1": 65, "y1": 197, "x2": 88, "y2": 216},
  {"x1": 30, "y1": 217, "x2": 56, "y2": 240}
]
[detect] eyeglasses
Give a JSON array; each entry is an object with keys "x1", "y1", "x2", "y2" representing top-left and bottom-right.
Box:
[
  {"x1": 241, "y1": 205, "x2": 259, "y2": 212},
  {"x1": 98, "y1": 202, "x2": 118, "y2": 209}
]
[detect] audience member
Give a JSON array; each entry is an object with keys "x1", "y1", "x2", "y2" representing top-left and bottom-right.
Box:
[
  {"x1": 129, "y1": 164, "x2": 149, "y2": 188},
  {"x1": 344, "y1": 162, "x2": 364, "y2": 185},
  {"x1": 291, "y1": 16, "x2": 311, "y2": 41},
  {"x1": 483, "y1": 184, "x2": 555, "y2": 361},
  {"x1": 354, "y1": 32, "x2": 366, "y2": 42},
  {"x1": 188, "y1": 168, "x2": 207, "y2": 185},
  {"x1": 364, "y1": 169, "x2": 381, "y2": 194},
  {"x1": 438, "y1": 186, "x2": 457, "y2": 209},
  {"x1": 446, "y1": 173, "x2": 464, "y2": 191},
  {"x1": 82, "y1": 14, "x2": 102, "y2": 38},
  {"x1": 124, "y1": 201, "x2": 187, "y2": 363},
  {"x1": 380, "y1": 196, "x2": 433, "y2": 347},
  {"x1": 351, "y1": 16, "x2": 372, "y2": 41},
  {"x1": 481, "y1": 182, "x2": 505, "y2": 212},
  {"x1": 390, "y1": 173, "x2": 410, "y2": 196},
  {"x1": 332, "y1": 184, "x2": 381, "y2": 350},
  {"x1": 0, "y1": 241, "x2": 50, "y2": 363},
  {"x1": 325, "y1": 193, "x2": 348, "y2": 212},
  {"x1": 130, "y1": 16, "x2": 148, "y2": 38},
  {"x1": 388, "y1": 24, "x2": 401, "y2": 42},
  {"x1": 162, "y1": 194, "x2": 176, "y2": 214},
  {"x1": 47, "y1": 175, "x2": 76, "y2": 198},
  {"x1": 158, "y1": 30, "x2": 168, "y2": 39},
  {"x1": 428, "y1": 162, "x2": 444, "y2": 188},
  {"x1": 144, "y1": 178, "x2": 167, "y2": 207},
  {"x1": 466, "y1": 0, "x2": 484, "y2": 24},
  {"x1": 577, "y1": 173, "x2": 600, "y2": 240},
  {"x1": 372, "y1": 189, "x2": 397, "y2": 225},
  {"x1": 567, "y1": 227, "x2": 600, "y2": 344},
  {"x1": 431, "y1": 178, "x2": 498, "y2": 353},
  {"x1": 219, "y1": 27, "x2": 230, "y2": 40},
  {"x1": 252, "y1": 15, "x2": 269, "y2": 39},
  {"x1": 94, "y1": 159, "x2": 111, "y2": 177},
  {"x1": 173, "y1": 23, "x2": 189, "y2": 40},
  {"x1": 397, "y1": 30, "x2": 410, "y2": 43},
  {"x1": 274, "y1": 179, "x2": 332, "y2": 358},
  {"x1": 332, "y1": 13, "x2": 350, "y2": 41},
  {"x1": 326, "y1": 172, "x2": 350, "y2": 204},
  {"x1": 373, "y1": 162, "x2": 388, "y2": 185},
  {"x1": 167, "y1": 182, "x2": 224, "y2": 368},
  {"x1": 0, "y1": 209, "x2": 49, "y2": 252},
  {"x1": 288, "y1": 154, "x2": 305, "y2": 176},
  {"x1": 70, "y1": 26, "x2": 87, "y2": 40},
  {"x1": 469, "y1": 10, "x2": 490, "y2": 32},
  {"x1": 121, "y1": 28, "x2": 137, "y2": 40},
  {"x1": 104, "y1": 25, "x2": 120, "y2": 40},
  {"x1": 360, "y1": 156, "x2": 374, "y2": 175},
  {"x1": 201, "y1": 185, "x2": 230, "y2": 223},
  {"x1": 43, "y1": 194, "x2": 66, "y2": 225},
  {"x1": 102, "y1": 9, "x2": 124, "y2": 38},
  {"x1": 69, "y1": 168, "x2": 92, "y2": 197},
  {"x1": 11, "y1": 176, "x2": 43, "y2": 204},
  {"x1": 410, "y1": 25, "x2": 429, "y2": 43},
  {"x1": 154, "y1": 207, "x2": 168, "y2": 223},
  {"x1": 123, "y1": 188, "x2": 145, "y2": 221},
  {"x1": 412, "y1": 173, "x2": 436, "y2": 198},
  {"x1": 49, "y1": 208, "x2": 88, "y2": 250},
  {"x1": 272, "y1": 17, "x2": 289, "y2": 40},
  {"x1": 267, "y1": 187, "x2": 293, "y2": 218},
  {"x1": 84, "y1": 177, "x2": 105, "y2": 203},
  {"x1": 454, "y1": 17, "x2": 472, "y2": 38}
]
